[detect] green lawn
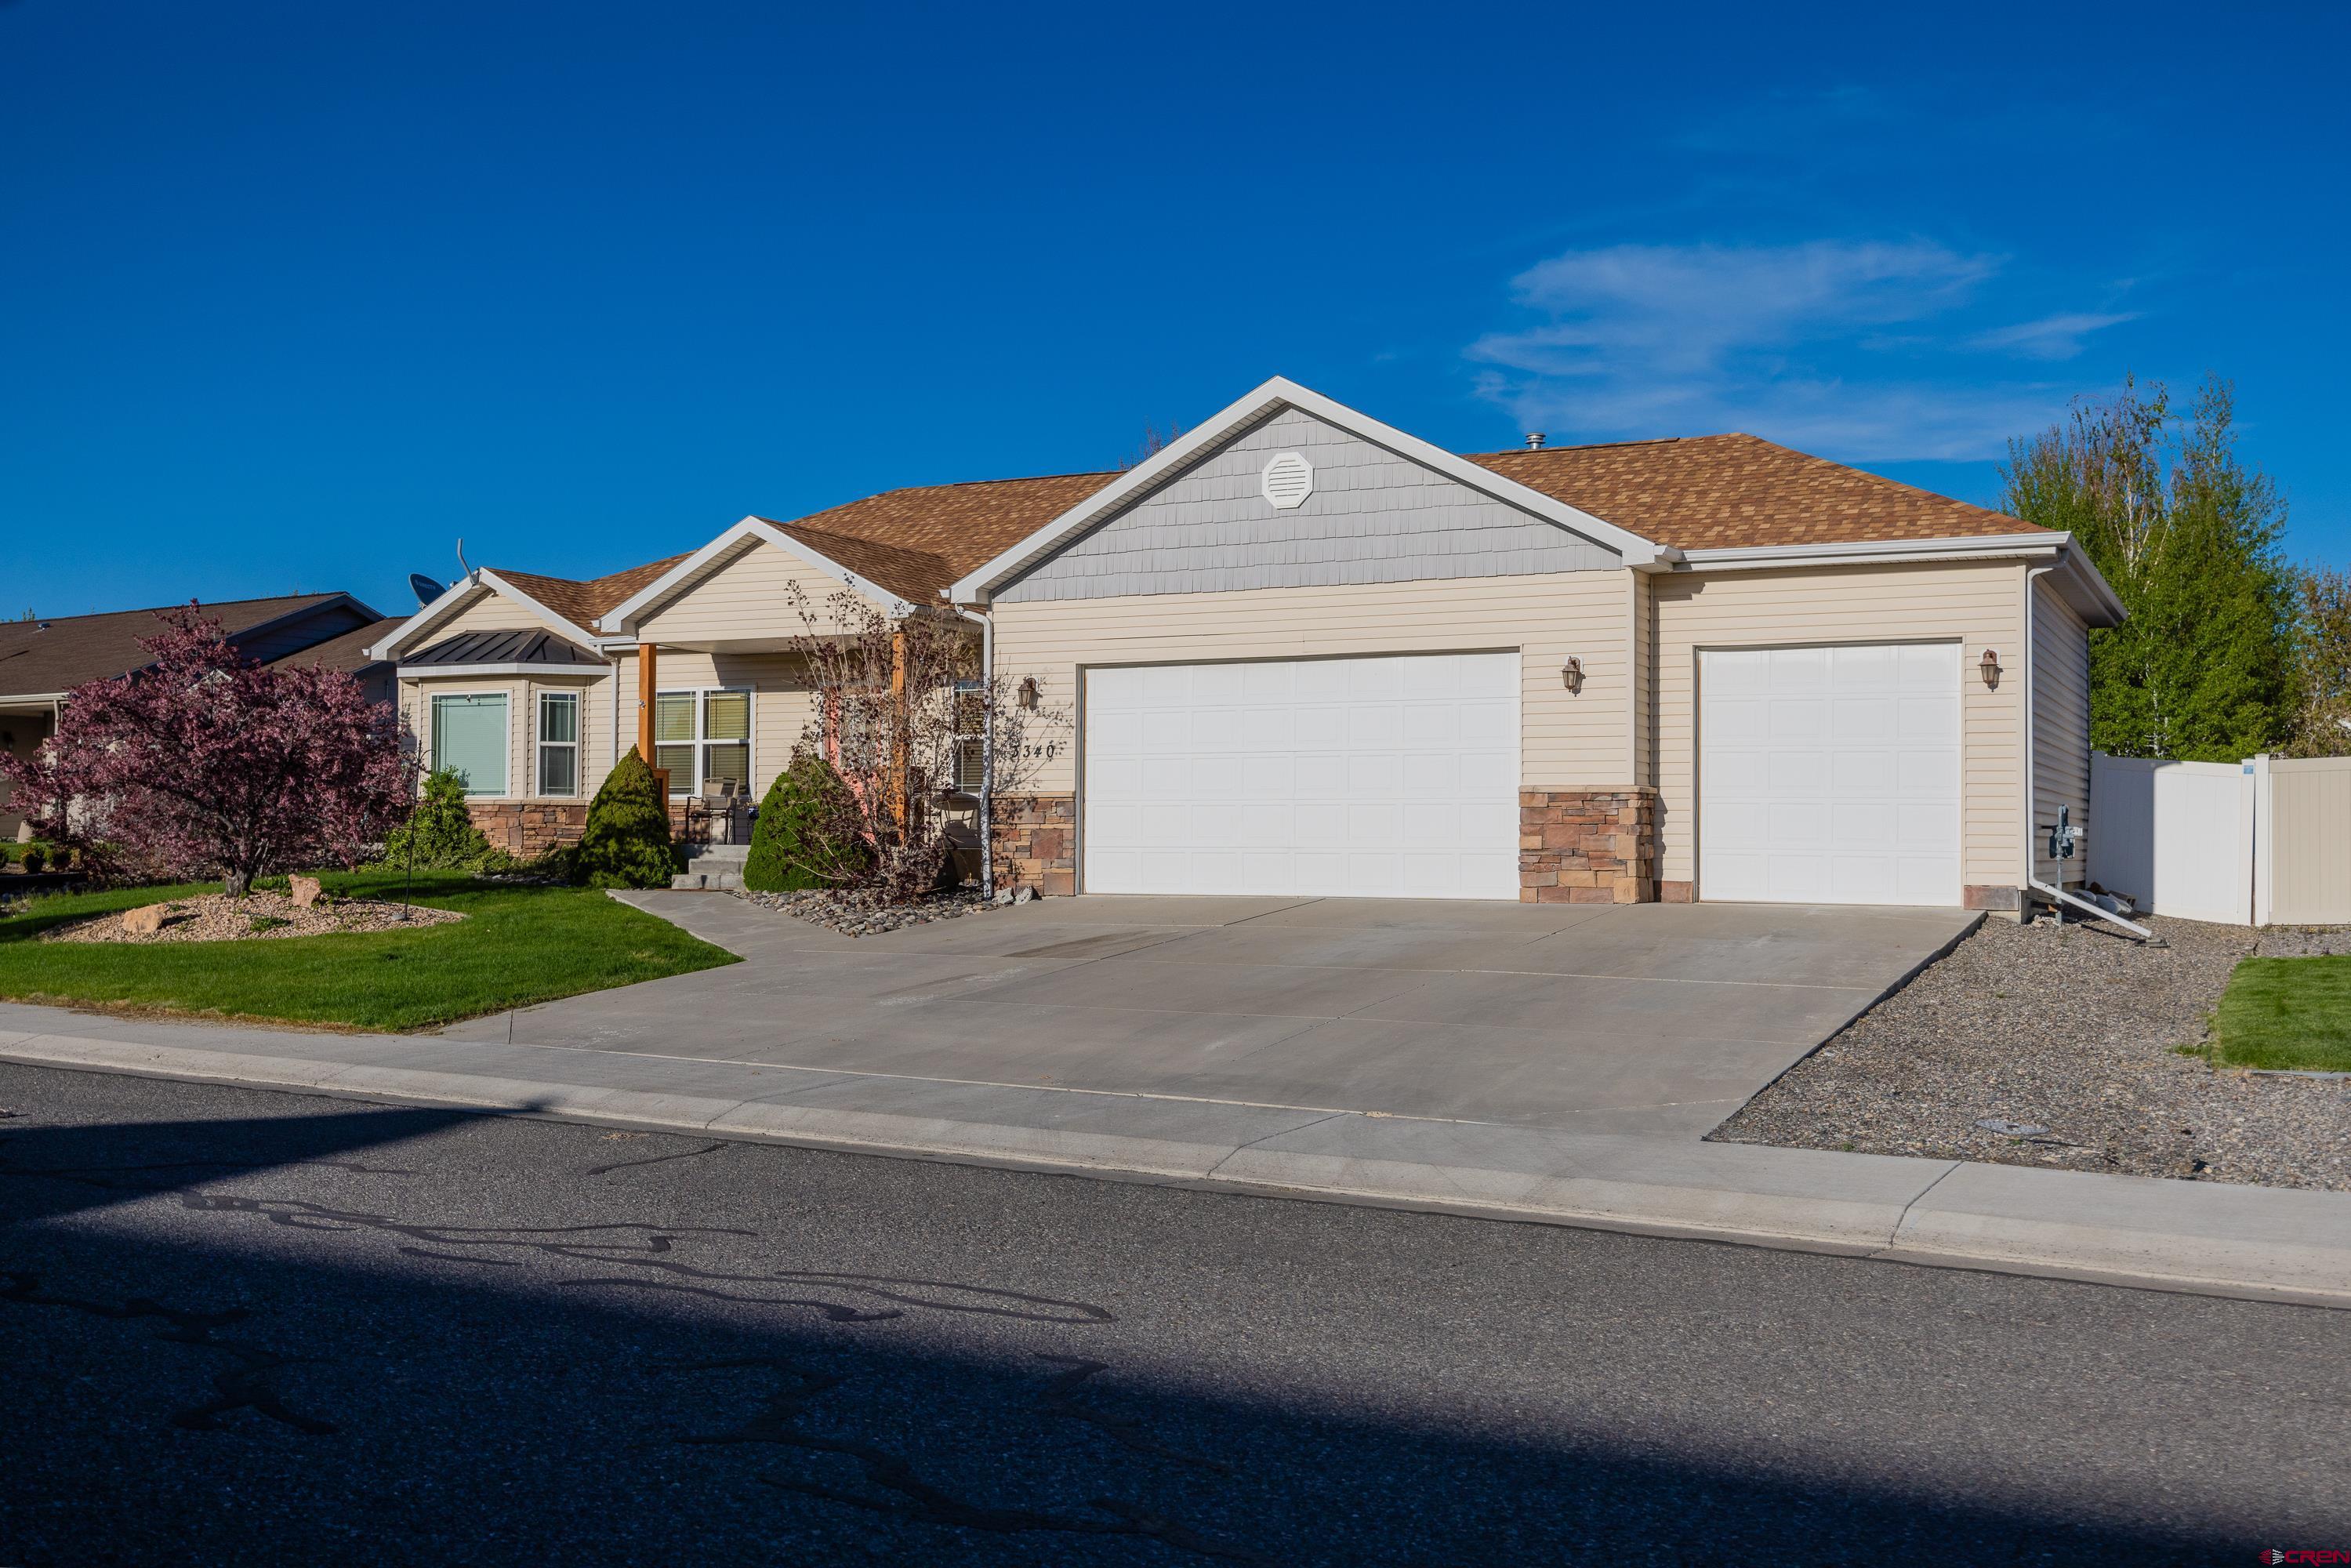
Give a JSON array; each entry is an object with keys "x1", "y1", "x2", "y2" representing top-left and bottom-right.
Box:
[
  {"x1": 2211, "y1": 955, "x2": 2351, "y2": 1073},
  {"x1": 0, "y1": 870, "x2": 738, "y2": 1032}
]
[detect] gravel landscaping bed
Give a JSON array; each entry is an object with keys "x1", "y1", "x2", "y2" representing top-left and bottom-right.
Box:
[
  {"x1": 1711, "y1": 913, "x2": 2351, "y2": 1190},
  {"x1": 43, "y1": 891, "x2": 466, "y2": 945},
  {"x1": 735, "y1": 885, "x2": 1009, "y2": 938}
]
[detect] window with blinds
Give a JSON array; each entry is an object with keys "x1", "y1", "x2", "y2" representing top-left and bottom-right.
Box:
[
  {"x1": 537, "y1": 691, "x2": 579, "y2": 797},
  {"x1": 652, "y1": 688, "x2": 752, "y2": 797}
]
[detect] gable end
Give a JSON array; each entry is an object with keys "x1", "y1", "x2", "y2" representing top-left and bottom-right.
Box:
[{"x1": 995, "y1": 407, "x2": 1623, "y2": 604}]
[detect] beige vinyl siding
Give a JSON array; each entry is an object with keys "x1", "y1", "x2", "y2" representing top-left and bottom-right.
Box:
[
  {"x1": 605, "y1": 648, "x2": 814, "y2": 800},
  {"x1": 433, "y1": 586, "x2": 577, "y2": 641},
  {"x1": 1652, "y1": 560, "x2": 2026, "y2": 892},
  {"x1": 636, "y1": 539, "x2": 888, "y2": 643},
  {"x1": 989, "y1": 572, "x2": 1635, "y2": 796},
  {"x1": 2031, "y1": 579, "x2": 2092, "y2": 887}
]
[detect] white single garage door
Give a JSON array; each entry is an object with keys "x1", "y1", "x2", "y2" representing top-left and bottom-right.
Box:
[
  {"x1": 1083, "y1": 652, "x2": 1520, "y2": 899},
  {"x1": 1700, "y1": 643, "x2": 1961, "y2": 906}
]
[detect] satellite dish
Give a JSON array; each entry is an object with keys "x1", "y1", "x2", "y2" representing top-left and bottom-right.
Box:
[{"x1": 408, "y1": 573, "x2": 446, "y2": 608}]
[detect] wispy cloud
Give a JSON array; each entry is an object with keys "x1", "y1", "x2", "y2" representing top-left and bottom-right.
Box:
[
  {"x1": 1466, "y1": 238, "x2": 2116, "y2": 461},
  {"x1": 1965, "y1": 311, "x2": 2138, "y2": 360}
]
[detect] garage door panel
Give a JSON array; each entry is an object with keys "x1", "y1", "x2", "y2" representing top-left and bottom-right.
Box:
[
  {"x1": 1770, "y1": 699, "x2": 1830, "y2": 744},
  {"x1": 1701, "y1": 644, "x2": 1960, "y2": 907},
  {"x1": 1830, "y1": 749, "x2": 1896, "y2": 794},
  {"x1": 1767, "y1": 749, "x2": 1830, "y2": 793},
  {"x1": 1767, "y1": 800, "x2": 1832, "y2": 848},
  {"x1": 1083, "y1": 652, "x2": 1522, "y2": 899},
  {"x1": 1770, "y1": 647, "x2": 1833, "y2": 693}
]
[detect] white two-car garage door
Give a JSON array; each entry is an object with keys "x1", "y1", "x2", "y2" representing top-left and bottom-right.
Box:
[
  {"x1": 1700, "y1": 643, "x2": 1962, "y2": 906},
  {"x1": 1082, "y1": 653, "x2": 1520, "y2": 899}
]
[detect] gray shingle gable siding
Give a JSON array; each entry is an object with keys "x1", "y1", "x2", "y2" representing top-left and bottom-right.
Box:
[{"x1": 996, "y1": 407, "x2": 1620, "y2": 604}]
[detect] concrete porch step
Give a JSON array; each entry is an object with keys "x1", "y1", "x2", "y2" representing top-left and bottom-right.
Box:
[{"x1": 673, "y1": 840, "x2": 750, "y2": 891}]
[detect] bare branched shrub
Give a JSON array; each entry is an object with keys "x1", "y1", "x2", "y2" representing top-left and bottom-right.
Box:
[{"x1": 783, "y1": 583, "x2": 1069, "y2": 902}]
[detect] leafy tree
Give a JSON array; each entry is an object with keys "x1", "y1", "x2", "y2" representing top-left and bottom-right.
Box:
[
  {"x1": 376, "y1": 768, "x2": 506, "y2": 870},
  {"x1": 782, "y1": 583, "x2": 1069, "y2": 902},
  {"x1": 572, "y1": 748, "x2": 677, "y2": 888},
  {"x1": 0, "y1": 605, "x2": 412, "y2": 892},
  {"x1": 2002, "y1": 375, "x2": 2294, "y2": 760},
  {"x1": 743, "y1": 747, "x2": 873, "y2": 891},
  {"x1": 2286, "y1": 566, "x2": 2351, "y2": 756}
]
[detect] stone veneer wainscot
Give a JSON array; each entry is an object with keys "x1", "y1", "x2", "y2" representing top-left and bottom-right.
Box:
[{"x1": 1520, "y1": 788, "x2": 1658, "y2": 905}]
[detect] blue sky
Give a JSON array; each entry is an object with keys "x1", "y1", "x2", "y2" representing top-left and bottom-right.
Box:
[{"x1": 7, "y1": 1, "x2": 2346, "y2": 619}]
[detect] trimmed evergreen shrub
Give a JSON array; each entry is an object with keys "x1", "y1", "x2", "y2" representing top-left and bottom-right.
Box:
[
  {"x1": 377, "y1": 768, "x2": 507, "y2": 871},
  {"x1": 573, "y1": 749, "x2": 679, "y2": 888},
  {"x1": 743, "y1": 750, "x2": 873, "y2": 892}
]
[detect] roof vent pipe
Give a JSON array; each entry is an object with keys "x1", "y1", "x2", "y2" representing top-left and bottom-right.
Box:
[{"x1": 1524, "y1": 433, "x2": 1547, "y2": 450}]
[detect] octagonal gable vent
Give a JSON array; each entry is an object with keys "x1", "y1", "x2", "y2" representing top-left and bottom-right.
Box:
[{"x1": 1260, "y1": 451, "x2": 1314, "y2": 510}]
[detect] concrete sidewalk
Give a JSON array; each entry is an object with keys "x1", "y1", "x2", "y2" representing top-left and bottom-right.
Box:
[{"x1": 5, "y1": 993, "x2": 2348, "y2": 1308}]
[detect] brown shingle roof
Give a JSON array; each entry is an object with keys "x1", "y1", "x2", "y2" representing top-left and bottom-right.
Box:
[
  {"x1": 1467, "y1": 434, "x2": 2039, "y2": 552},
  {"x1": 270, "y1": 617, "x2": 403, "y2": 674},
  {"x1": 761, "y1": 472, "x2": 1119, "y2": 601},
  {"x1": 491, "y1": 556, "x2": 695, "y2": 630},
  {"x1": 505, "y1": 430, "x2": 2043, "y2": 622},
  {"x1": 0, "y1": 594, "x2": 358, "y2": 699}
]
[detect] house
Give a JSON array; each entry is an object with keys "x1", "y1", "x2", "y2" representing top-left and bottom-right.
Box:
[
  {"x1": 371, "y1": 377, "x2": 2121, "y2": 912},
  {"x1": 0, "y1": 593, "x2": 389, "y2": 840}
]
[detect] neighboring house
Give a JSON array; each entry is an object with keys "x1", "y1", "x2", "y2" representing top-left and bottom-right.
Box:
[
  {"x1": 0, "y1": 593, "x2": 388, "y2": 840},
  {"x1": 372, "y1": 376, "x2": 2121, "y2": 912},
  {"x1": 268, "y1": 615, "x2": 405, "y2": 707}
]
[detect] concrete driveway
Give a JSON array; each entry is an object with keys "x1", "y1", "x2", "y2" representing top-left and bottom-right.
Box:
[{"x1": 443, "y1": 894, "x2": 1978, "y2": 1138}]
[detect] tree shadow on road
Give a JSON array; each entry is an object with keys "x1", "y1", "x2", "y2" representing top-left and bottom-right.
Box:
[{"x1": 0, "y1": 1101, "x2": 2253, "y2": 1567}]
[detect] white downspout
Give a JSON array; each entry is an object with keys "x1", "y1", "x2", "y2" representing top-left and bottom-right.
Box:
[
  {"x1": 953, "y1": 604, "x2": 993, "y2": 895},
  {"x1": 2021, "y1": 561, "x2": 2157, "y2": 942}
]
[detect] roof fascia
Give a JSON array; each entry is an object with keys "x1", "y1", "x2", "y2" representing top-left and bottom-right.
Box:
[
  {"x1": 366, "y1": 575, "x2": 491, "y2": 661},
  {"x1": 367, "y1": 572, "x2": 600, "y2": 662},
  {"x1": 1676, "y1": 531, "x2": 2127, "y2": 626},
  {"x1": 947, "y1": 376, "x2": 1676, "y2": 603},
  {"x1": 1676, "y1": 532, "x2": 2066, "y2": 569},
  {"x1": 397, "y1": 661, "x2": 614, "y2": 680},
  {"x1": 597, "y1": 517, "x2": 916, "y2": 633},
  {"x1": 219, "y1": 593, "x2": 374, "y2": 650}
]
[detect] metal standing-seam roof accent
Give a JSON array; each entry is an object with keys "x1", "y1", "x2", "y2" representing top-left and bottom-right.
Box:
[{"x1": 400, "y1": 628, "x2": 604, "y2": 668}]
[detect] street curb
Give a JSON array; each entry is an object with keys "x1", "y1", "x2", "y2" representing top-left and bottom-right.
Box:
[{"x1": 5, "y1": 1029, "x2": 2349, "y2": 1309}]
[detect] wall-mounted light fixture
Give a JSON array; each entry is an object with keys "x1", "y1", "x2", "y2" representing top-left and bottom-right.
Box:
[
  {"x1": 1018, "y1": 676, "x2": 1040, "y2": 712},
  {"x1": 1979, "y1": 648, "x2": 2001, "y2": 689},
  {"x1": 1561, "y1": 656, "x2": 1584, "y2": 694}
]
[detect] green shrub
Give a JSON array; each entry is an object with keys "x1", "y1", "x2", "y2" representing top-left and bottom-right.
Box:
[
  {"x1": 572, "y1": 750, "x2": 678, "y2": 888},
  {"x1": 377, "y1": 769, "x2": 510, "y2": 872},
  {"x1": 744, "y1": 750, "x2": 873, "y2": 892},
  {"x1": 20, "y1": 847, "x2": 43, "y2": 875}
]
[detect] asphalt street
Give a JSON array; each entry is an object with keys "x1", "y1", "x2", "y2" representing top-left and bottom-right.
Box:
[{"x1": 2, "y1": 1060, "x2": 2344, "y2": 1566}]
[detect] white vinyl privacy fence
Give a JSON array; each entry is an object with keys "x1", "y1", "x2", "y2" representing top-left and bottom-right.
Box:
[{"x1": 2088, "y1": 751, "x2": 2351, "y2": 926}]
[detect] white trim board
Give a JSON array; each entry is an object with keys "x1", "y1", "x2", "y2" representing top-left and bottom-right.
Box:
[
  {"x1": 368, "y1": 572, "x2": 604, "y2": 662},
  {"x1": 947, "y1": 376, "x2": 1680, "y2": 604}
]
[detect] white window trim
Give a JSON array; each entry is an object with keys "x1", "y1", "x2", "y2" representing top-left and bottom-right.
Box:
[
  {"x1": 536, "y1": 689, "x2": 581, "y2": 799},
  {"x1": 427, "y1": 689, "x2": 514, "y2": 800},
  {"x1": 652, "y1": 685, "x2": 755, "y2": 799}
]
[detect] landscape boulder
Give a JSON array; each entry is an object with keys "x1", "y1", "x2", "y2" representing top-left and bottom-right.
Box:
[
  {"x1": 289, "y1": 875, "x2": 324, "y2": 909},
  {"x1": 121, "y1": 904, "x2": 167, "y2": 935}
]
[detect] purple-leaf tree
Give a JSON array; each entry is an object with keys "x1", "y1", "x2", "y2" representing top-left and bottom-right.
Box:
[{"x1": 0, "y1": 606, "x2": 415, "y2": 894}]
